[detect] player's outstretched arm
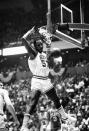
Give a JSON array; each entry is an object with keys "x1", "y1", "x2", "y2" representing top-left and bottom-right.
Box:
[
  {"x1": 22, "y1": 38, "x2": 37, "y2": 59},
  {"x1": 22, "y1": 26, "x2": 38, "y2": 58},
  {"x1": 3, "y1": 90, "x2": 20, "y2": 127}
]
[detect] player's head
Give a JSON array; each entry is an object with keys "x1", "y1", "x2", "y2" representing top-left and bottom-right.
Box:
[
  {"x1": 53, "y1": 55, "x2": 62, "y2": 73},
  {"x1": 0, "y1": 82, "x2": 3, "y2": 88},
  {"x1": 34, "y1": 39, "x2": 43, "y2": 53},
  {"x1": 48, "y1": 49, "x2": 62, "y2": 72}
]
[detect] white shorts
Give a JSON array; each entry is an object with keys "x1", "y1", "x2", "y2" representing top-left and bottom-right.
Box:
[{"x1": 31, "y1": 77, "x2": 53, "y2": 93}]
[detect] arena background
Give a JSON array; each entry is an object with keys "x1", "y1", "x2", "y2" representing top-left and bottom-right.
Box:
[{"x1": 0, "y1": 0, "x2": 89, "y2": 131}]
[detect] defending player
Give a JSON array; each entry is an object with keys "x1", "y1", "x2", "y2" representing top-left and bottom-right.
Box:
[{"x1": 0, "y1": 82, "x2": 20, "y2": 131}]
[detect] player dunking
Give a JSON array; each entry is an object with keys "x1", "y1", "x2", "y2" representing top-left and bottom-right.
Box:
[{"x1": 20, "y1": 26, "x2": 76, "y2": 131}]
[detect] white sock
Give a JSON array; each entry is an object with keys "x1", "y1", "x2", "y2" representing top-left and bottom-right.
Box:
[
  {"x1": 58, "y1": 106, "x2": 67, "y2": 120},
  {"x1": 21, "y1": 114, "x2": 30, "y2": 127}
]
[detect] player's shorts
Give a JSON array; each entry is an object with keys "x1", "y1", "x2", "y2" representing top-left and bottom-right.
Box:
[{"x1": 31, "y1": 75, "x2": 53, "y2": 93}]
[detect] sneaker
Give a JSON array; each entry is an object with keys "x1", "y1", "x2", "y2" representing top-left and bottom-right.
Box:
[
  {"x1": 65, "y1": 114, "x2": 76, "y2": 126},
  {"x1": 60, "y1": 113, "x2": 76, "y2": 126},
  {"x1": 20, "y1": 126, "x2": 29, "y2": 131},
  {"x1": 20, "y1": 114, "x2": 30, "y2": 131},
  {"x1": 58, "y1": 106, "x2": 76, "y2": 125}
]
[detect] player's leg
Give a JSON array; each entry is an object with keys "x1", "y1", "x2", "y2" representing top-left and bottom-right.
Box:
[
  {"x1": 46, "y1": 88, "x2": 66, "y2": 119},
  {"x1": 45, "y1": 87, "x2": 76, "y2": 123},
  {"x1": 21, "y1": 90, "x2": 41, "y2": 131}
]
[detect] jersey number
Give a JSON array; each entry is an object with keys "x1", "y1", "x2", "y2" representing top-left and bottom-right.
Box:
[{"x1": 40, "y1": 55, "x2": 47, "y2": 67}]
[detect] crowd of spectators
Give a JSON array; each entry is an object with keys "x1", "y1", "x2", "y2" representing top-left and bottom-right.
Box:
[
  {"x1": 0, "y1": 2, "x2": 89, "y2": 130},
  {"x1": 0, "y1": 59, "x2": 89, "y2": 131}
]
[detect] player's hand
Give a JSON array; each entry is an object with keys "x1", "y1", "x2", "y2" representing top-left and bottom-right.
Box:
[
  {"x1": 46, "y1": 37, "x2": 52, "y2": 48},
  {"x1": 22, "y1": 26, "x2": 35, "y2": 39},
  {"x1": 14, "y1": 120, "x2": 20, "y2": 128},
  {"x1": 39, "y1": 27, "x2": 52, "y2": 46}
]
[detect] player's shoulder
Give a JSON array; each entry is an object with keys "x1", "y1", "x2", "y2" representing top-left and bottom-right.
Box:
[{"x1": 0, "y1": 88, "x2": 8, "y2": 95}]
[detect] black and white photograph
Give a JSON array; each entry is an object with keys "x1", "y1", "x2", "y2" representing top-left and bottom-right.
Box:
[{"x1": 0, "y1": 0, "x2": 89, "y2": 131}]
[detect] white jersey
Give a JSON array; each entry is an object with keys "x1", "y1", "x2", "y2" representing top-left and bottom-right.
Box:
[
  {"x1": 28, "y1": 52, "x2": 53, "y2": 92},
  {"x1": 0, "y1": 88, "x2": 13, "y2": 114},
  {"x1": 28, "y1": 52, "x2": 49, "y2": 77},
  {"x1": 0, "y1": 89, "x2": 7, "y2": 114},
  {"x1": 0, "y1": 88, "x2": 11, "y2": 128}
]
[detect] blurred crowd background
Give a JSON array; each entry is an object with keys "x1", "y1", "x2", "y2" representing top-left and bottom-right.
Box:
[
  {"x1": 0, "y1": 0, "x2": 89, "y2": 130},
  {"x1": 0, "y1": 54, "x2": 89, "y2": 131}
]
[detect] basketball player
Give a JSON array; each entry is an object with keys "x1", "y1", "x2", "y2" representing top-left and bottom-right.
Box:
[
  {"x1": 20, "y1": 27, "x2": 76, "y2": 131},
  {"x1": 0, "y1": 82, "x2": 20, "y2": 131}
]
